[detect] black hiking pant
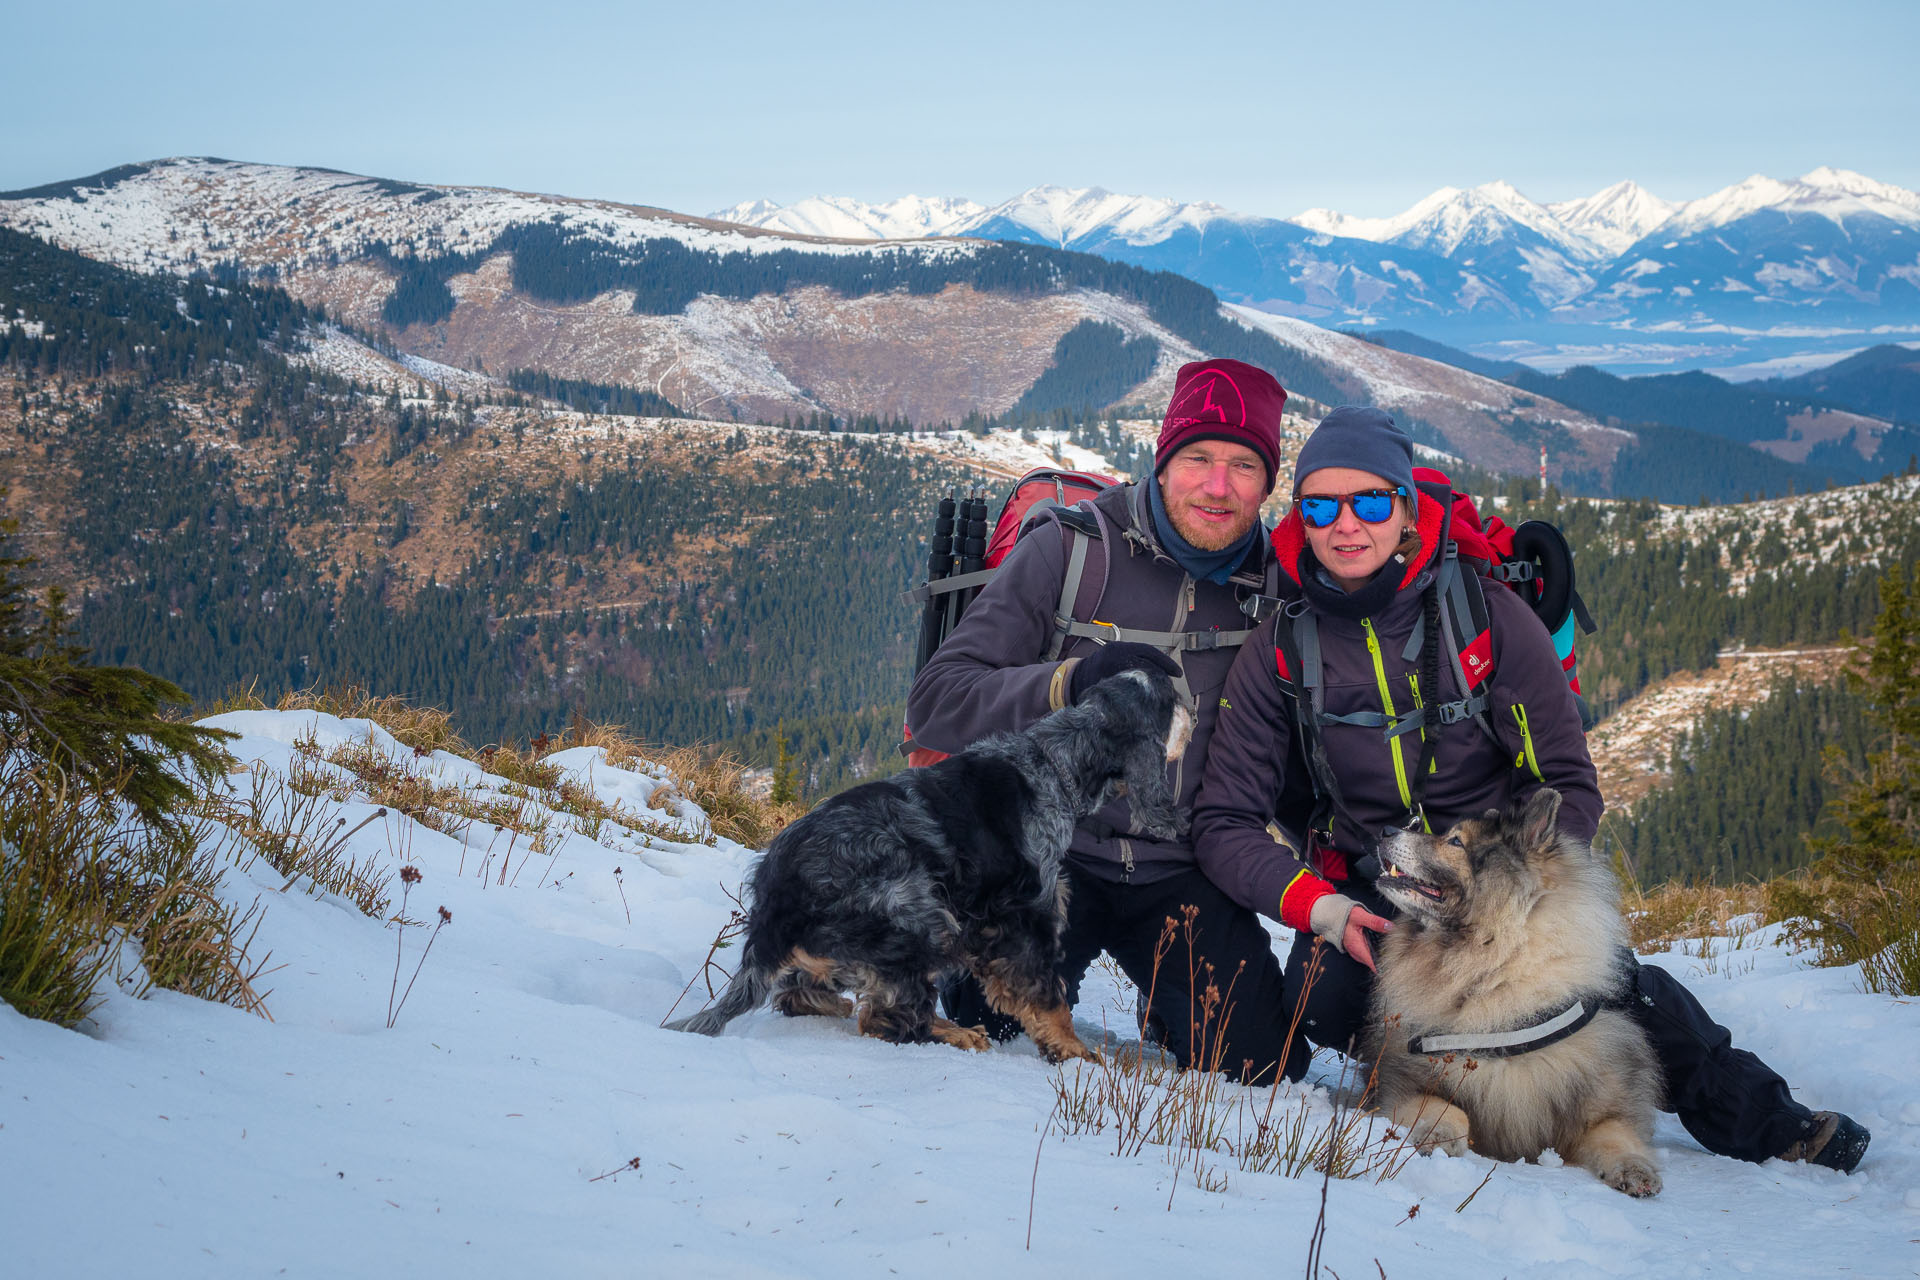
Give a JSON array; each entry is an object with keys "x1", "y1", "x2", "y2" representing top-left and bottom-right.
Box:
[
  {"x1": 1278, "y1": 882, "x2": 1819, "y2": 1164},
  {"x1": 939, "y1": 866, "x2": 1294, "y2": 1084}
]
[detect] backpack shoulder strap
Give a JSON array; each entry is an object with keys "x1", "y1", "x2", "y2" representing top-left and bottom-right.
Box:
[
  {"x1": 1432, "y1": 553, "x2": 1501, "y2": 745},
  {"x1": 1042, "y1": 501, "x2": 1110, "y2": 661},
  {"x1": 1274, "y1": 601, "x2": 1362, "y2": 857},
  {"x1": 1046, "y1": 500, "x2": 1263, "y2": 656}
]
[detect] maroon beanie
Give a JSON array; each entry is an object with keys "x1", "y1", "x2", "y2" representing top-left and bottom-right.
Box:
[{"x1": 1154, "y1": 358, "x2": 1287, "y2": 494}]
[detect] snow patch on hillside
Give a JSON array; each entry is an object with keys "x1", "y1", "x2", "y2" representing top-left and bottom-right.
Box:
[
  {"x1": 0, "y1": 158, "x2": 985, "y2": 284},
  {"x1": 1225, "y1": 305, "x2": 1625, "y2": 438},
  {"x1": 710, "y1": 193, "x2": 989, "y2": 240}
]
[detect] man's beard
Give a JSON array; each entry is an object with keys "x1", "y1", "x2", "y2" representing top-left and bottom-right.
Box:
[{"x1": 1168, "y1": 501, "x2": 1258, "y2": 551}]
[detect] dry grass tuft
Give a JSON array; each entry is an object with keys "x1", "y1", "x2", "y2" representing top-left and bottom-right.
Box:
[
  {"x1": 197, "y1": 677, "x2": 269, "y2": 717},
  {"x1": 274, "y1": 684, "x2": 469, "y2": 755},
  {"x1": 126, "y1": 878, "x2": 278, "y2": 1019},
  {"x1": 1045, "y1": 912, "x2": 1412, "y2": 1201},
  {"x1": 0, "y1": 756, "x2": 277, "y2": 1025},
  {"x1": 1622, "y1": 880, "x2": 1769, "y2": 951},
  {"x1": 634, "y1": 740, "x2": 804, "y2": 849},
  {"x1": 561, "y1": 707, "x2": 642, "y2": 758},
  {"x1": 476, "y1": 743, "x2": 564, "y2": 792},
  {"x1": 216, "y1": 765, "x2": 393, "y2": 917},
  {"x1": 561, "y1": 713, "x2": 804, "y2": 848},
  {"x1": 1766, "y1": 866, "x2": 1920, "y2": 996}
]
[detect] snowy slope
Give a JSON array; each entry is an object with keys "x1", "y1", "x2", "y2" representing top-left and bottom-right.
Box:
[
  {"x1": 1657, "y1": 167, "x2": 1920, "y2": 240},
  {"x1": 959, "y1": 185, "x2": 1246, "y2": 248},
  {"x1": 709, "y1": 193, "x2": 988, "y2": 240},
  {"x1": 0, "y1": 158, "x2": 981, "y2": 283},
  {"x1": 1224, "y1": 304, "x2": 1632, "y2": 479},
  {"x1": 1296, "y1": 180, "x2": 1607, "y2": 264},
  {"x1": 1547, "y1": 181, "x2": 1682, "y2": 258},
  {"x1": 6, "y1": 712, "x2": 1909, "y2": 1279},
  {"x1": 712, "y1": 185, "x2": 1242, "y2": 249},
  {"x1": 1296, "y1": 183, "x2": 1606, "y2": 311},
  {"x1": 715, "y1": 172, "x2": 1920, "y2": 336}
]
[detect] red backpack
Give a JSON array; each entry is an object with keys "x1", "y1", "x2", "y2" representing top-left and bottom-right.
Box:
[
  {"x1": 1414, "y1": 466, "x2": 1594, "y2": 713},
  {"x1": 903, "y1": 467, "x2": 1119, "y2": 766}
]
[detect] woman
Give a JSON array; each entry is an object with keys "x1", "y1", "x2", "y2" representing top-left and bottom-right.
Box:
[{"x1": 1189, "y1": 405, "x2": 1869, "y2": 1171}]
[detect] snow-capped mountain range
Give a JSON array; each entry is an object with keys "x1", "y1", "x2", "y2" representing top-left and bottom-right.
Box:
[{"x1": 714, "y1": 169, "x2": 1920, "y2": 352}]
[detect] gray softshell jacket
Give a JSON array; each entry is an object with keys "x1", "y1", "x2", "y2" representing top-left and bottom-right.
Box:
[{"x1": 904, "y1": 482, "x2": 1273, "y2": 883}]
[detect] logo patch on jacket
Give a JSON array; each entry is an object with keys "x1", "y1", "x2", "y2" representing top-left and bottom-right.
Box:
[{"x1": 1461, "y1": 629, "x2": 1494, "y2": 688}]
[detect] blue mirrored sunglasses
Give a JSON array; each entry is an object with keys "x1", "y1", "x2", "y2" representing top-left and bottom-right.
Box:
[{"x1": 1296, "y1": 486, "x2": 1408, "y2": 529}]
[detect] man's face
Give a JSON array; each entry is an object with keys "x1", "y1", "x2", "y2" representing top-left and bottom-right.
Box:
[{"x1": 1157, "y1": 439, "x2": 1268, "y2": 551}]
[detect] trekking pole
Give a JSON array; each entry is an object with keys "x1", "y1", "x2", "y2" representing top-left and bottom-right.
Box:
[
  {"x1": 954, "y1": 486, "x2": 989, "y2": 626},
  {"x1": 912, "y1": 491, "x2": 958, "y2": 673}
]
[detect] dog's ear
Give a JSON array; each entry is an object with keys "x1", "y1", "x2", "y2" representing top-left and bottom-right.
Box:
[
  {"x1": 1121, "y1": 729, "x2": 1187, "y2": 842},
  {"x1": 1518, "y1": 787, "x2": 1563, "y2": 852}
]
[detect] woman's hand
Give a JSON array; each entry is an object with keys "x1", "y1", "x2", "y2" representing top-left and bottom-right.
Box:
[{"x1": 1309, "y1": 894, "x2": 1395, "y2": 971}]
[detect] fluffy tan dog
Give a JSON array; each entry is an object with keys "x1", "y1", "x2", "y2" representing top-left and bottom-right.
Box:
[{"x1": 1365, "y1": 789, "x2": 1664, "y2": 1197}]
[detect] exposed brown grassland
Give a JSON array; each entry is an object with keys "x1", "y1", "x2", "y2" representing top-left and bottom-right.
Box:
[{"x1": 206, "y1": 684, "x2": 802, "y2": 850}]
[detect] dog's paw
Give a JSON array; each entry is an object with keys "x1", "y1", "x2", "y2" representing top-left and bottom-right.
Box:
[
  {"x1": 1392, "y1": 1096, "x2": 1470, "y2": 1156},
  {"x1": 930, "y1": 1018, "x2": 994, "y2": 1052},
  {"x1": 1039, "y1": 1035, "x2": 1102, "y2": 1066},
  {"x1": 1600, "y1": 1157, "x2": 1662, "y2": 1198}
]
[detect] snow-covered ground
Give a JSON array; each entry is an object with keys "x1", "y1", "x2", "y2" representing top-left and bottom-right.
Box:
[{"x1": 3, "y1": 711, "x2": 1914, "y2": 1278}]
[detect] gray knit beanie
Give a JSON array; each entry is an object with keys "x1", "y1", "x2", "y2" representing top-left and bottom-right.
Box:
[{"x1": 1292, "y1": 406, "x2": 1417, "y2": 501}]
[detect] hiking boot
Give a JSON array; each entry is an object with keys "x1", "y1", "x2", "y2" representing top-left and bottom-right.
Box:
[{"x1": 1778, "y1": 1111, "x2": 1871, "y2": 1173}]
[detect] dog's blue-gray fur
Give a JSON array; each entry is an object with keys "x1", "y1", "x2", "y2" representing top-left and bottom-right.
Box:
[{"x1": 666, "y1": 670, "x2": 1186, "y2": 1056}]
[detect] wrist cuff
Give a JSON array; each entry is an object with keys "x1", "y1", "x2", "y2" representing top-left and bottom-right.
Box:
[
  {"x1": 1279, "y1": 868, "x2": 1338, "y2": 933},
  {"x1": 1049, "y1": 657, "x2": 1080, "y2": 710}
]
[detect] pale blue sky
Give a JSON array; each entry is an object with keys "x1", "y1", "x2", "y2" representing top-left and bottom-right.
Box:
[{"x1": 9, "y1": 0, "x2": 1916, "y2": 218}]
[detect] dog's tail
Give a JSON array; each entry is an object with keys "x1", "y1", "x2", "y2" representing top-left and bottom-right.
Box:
[{"x1": 663, "y1": 961, "x2": 772, "y2": 1037}]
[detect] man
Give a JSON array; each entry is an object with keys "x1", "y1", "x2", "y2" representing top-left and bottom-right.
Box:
[{"x1": 904, "y1": 357, "x2": 1299, "y2": 1080}]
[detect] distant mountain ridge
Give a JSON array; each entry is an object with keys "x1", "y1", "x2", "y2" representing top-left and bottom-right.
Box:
[
  {"x1": 0, "y1": 157, "x2": 1896, "y2": 502},
  {"x1": 1767, "y1": 343, "x2": 1920, "y2": 424},
  {"x1": 0, "y1": 157, "x2": 1635, "y2": 486},
  {"x1": 716, "y1": 169, "x2": 1920, "y2": 360}
]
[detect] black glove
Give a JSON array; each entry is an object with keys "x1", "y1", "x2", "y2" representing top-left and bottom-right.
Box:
[{"x1": 1068, "y1": 641, "x2": 1179, "y2": 703}]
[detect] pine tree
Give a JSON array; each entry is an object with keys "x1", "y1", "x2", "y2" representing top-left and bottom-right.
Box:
[
  {"x1": 0, "y1": 515, "x2": 233, "y2": 823},
  {"x1": 1809, "y1": 568, "x2": 1920, "y2": 872},
  {"x1": 1772, "y1": 566, "x2": 1920, "y2": 992},
  {"x1": 770, "y1": 722, "x2": 800, "y2": 805}
]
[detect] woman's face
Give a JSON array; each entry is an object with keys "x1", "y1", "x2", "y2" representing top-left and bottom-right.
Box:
[{"x1": 1296, "y1": 466, "x2": 1414, "y2": 592}]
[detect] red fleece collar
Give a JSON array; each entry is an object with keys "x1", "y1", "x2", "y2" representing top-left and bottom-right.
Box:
[{"x1": 1271, "y1": 486, "x2": 1447, "y2": 590}]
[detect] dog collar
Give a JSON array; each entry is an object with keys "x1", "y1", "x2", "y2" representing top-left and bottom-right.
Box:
[{"x1": 1408, "y1": 995, "x2": 1598, "y2": 1060}]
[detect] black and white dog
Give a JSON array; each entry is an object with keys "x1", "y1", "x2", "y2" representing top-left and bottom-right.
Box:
[{"x1": 667, "y1": 669, "x2": 1192, "y2": 1061}]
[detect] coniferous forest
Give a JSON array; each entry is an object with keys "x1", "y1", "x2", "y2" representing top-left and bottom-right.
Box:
[
  {"x1": 6, "y1": 221, "x2": 1920, "y2": 880},
  {"x1": 1601, "y1": 681, "x2": 1875, "y2": 885}
]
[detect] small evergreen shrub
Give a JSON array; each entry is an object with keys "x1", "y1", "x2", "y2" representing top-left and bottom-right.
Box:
[{"x1": 1765, "y1": 567, "x2": 1920, "y2": 994}]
